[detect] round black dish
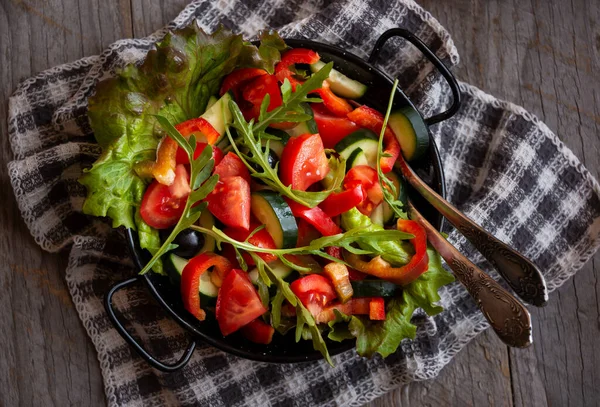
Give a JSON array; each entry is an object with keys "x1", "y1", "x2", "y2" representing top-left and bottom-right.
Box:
[{"x1": 105, "y1": 28, "x2": 461, "y2": 372}]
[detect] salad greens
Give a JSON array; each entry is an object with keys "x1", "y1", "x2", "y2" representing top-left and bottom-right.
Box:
[{"x1": 80, "y1": 27, "x2": 285, "y2": 272}]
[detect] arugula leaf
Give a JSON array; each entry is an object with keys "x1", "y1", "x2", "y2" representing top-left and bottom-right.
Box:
[
  {"x1": 227, "y1": 62, "x2": 345, "y2": 207},
  {"x1": 340, "y1": 208, "x2": 413, "y2": 265},
  {"x1": 81, "y1": 24, "x2": 281, "y2": 237}
]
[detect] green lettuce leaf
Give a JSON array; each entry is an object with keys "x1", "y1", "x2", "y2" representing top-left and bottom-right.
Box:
[
  {"x1": 340, "y1": 207, "x2": 413, "y2": 265},
  {"x1": 80, "y1": 24, "x2": 284, "y2": 271},
  {"x1": 135, "y1": 209, "x2": 164, "y2": 275}
]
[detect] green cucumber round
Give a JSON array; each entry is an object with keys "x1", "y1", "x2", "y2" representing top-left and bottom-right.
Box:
[
  {"x1": 250, "y1": 191, "x2": 298, "y2": 249},
  {"x1": 351, "y1": 280, "x2": 400, "y2": 297},
  {"x1": 387, "y1": 107, "x2": 429, "y2": 161},
  {"x1": 334, "y1": 129, "x2": 379, "y2": 169}
]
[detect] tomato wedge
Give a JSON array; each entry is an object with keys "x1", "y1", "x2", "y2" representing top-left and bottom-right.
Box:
[
  {"x1": 319, "y1": 185, "x2": 365, "y2": 217},
  {"x1": 206, "y1": 176, "x2": 251, "y2": 230},
  {"x1": 220, "y1": 68, "x2": 267, "y2": 96},
  {"x1": 290, "y1": 274, "x2": 336, "y2": 317},
  {"x1": 279, "y1": 133, "x2": 329, "y2": 191},
  {"x1": 181, "y1": 253, "x2": 232, "y2": 320},
  {"x1": 347, "y1": 105, "x2": 400, "y2": 173},
  {"x1": 240, "y1": 319, "x2": 275, "y2": 344},
  {"x1": 285, "y1": 198, "x2": 342, "y2": 236},
  {"x1": 311, "y1": 104, "x2": 360, "y2": 148},
  {"x1": 168, "y1": 164, "x2": 191, "y2": 199},
  {"x1": 214, "y1": 152, "x2": 251, "y2": 184},
  {"x1": 140, "y1": 180, "x2": 187, "y2": 229},
  {"x1": 242, "y1": 74, "x2": 283, "y2": 112},
  {"x1": 223, "y1": 223, "x2": 277, "y2": 265},
  {"x1": 216, "y1": 269, "x2": 267, "y2": 336},
  {"x1": 343, "y1": 165, "x2": 384, "y2": 215},
  {"x1": 176, "y1": 142, "x2": 224, "y2": 166}
]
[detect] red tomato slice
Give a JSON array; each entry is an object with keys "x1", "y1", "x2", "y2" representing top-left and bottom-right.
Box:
[
  {"x1": 220, "y1": 68, "x2": 267, "y2": 96},
  {"x1": 347, "y1": 105, "x2": 400, "y2": 173},
  {"x1": 290, "y1": 274, "x2": 337, "y2": 317},
  {"x1": 240, "y1": 319, "x2": 275, "y2": 344},
  {"x1": 176, "y1": 142, "x2": 224, "y2": 166},
  {"x1": 206, "y1": 176, "x2": 251, "y2": 230},
  {"x1": 223, "y1": 223, "x2": 277, "y2": 265},
  {"x1": 279, "y1": 133, "x2": 330, "y2": 191},
  {"x1": 168, "y1": 164, "x2": 191, "y2": 199},
  {"x1": 314, "y1": 82, "x2": 353, "y2": 117},
  {"x1": 175, "y1": 117, "x2": 220, "y2": 145},
  {"x1": 214, "y1": 152, "x2": 251, "y2": 184},
  {"x1": 181, "y1": 253, "x2": 232, "y2": 320},
  {"x1": 140, "y1": 180, "x2": 186, "y2": 229},
  {"x1": 216, "y1": 269, "x2": 267, "y2": 336},
  {"x1": 311, "y1": 104, "x2": 360, "y2": 148},
  {"x1": 343, "y1": 165, "x2": 384, "y2": 215},
  {"x1": 319, "y1": 185, "x2": 365, "y2": 217},
  {"x1": 285, "y1": 198, "x2": 342, "y2": 236}
]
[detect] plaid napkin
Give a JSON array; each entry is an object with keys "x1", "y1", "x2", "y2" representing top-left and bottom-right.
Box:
[{"x1": 7, "y1": 1, "x2": 600, "y2": 406}]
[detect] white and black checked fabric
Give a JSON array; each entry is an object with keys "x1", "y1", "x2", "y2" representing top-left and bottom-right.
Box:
[{"x1": 7, "y1": 1, "x2": 600, "y2": 406}]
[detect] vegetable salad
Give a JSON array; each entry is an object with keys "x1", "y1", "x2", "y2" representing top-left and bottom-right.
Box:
[{"x1": 80, "y1": 23, "x2": 454, "y2": 365}]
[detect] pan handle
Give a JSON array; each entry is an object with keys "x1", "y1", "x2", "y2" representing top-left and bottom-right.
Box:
[
  {"x1": 368, "y1": 28, "x2": 461, "y2": 126},
  {"x1": 104, "y1": 276, "x2": 197, "y2": 372}
]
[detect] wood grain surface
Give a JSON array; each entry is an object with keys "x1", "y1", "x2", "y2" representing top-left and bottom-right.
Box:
[{"x1": 0, "y1": 1, "x2": 598, "y2": 406}]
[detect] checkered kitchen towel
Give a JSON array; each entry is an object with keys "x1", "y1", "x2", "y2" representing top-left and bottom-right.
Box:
[{"x1": 7, "y1": 1, "x2": 600, "y2": 406}]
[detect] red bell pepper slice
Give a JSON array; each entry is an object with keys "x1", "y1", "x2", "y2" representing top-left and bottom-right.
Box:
[
  {"x1": 311, "y1": 104, "x2": 360, "y2": 148},
  {"x1": 240, "y1": 319, "x2": 275, "y2": 344},
  {"x1": 279, "y1": 133, "x2": 330, "y2": 191},
  {"x1": 343, "y1": 165, "x2": 384, "y2": 215},
  {"x1": 319, "y1": 185, "x2": 365, "y2": 217},
  {"x1": 285, "y1": 198, "x2": 342, "y2": 236},
  {"x1": 243, "y1": 74, "x2": 283, "y2": 112},
  {"x1": 347, "y1": 105, "x2": 400, "y2": 173},
  {"x1": 220, "y1": 68, "x2": 267, "y2": 96},
  {"x1": 275, "y1": 48, "x2": 320, "y2": 90},
  {"x1": 314, "y1": 297, "x2": 372, "y2": 323},
  {"x1": 290, "y1": 274, "x2": 337, "y2": 317},
  {"x1": 181, "y1": 253, "x2": 233, "y2": 321},
  {"x1": 314, "y1": 82, "x2": 353, "y2": 117},
  {"x1": 369, "y1": 298, "x2": 386, "y2": 320},
  {"x1": 323, "y1": 262, "x2": 353, "y2": 303},
  {"x1": 216, "y1": 269, "x2": 267, "y2": 336},
  {"x1": 344, "y1": 219, "x2": 429, "y2": 285},
  {"x1": 296, "y1": 218, "x2": 322, "y2": 247},
  {"x1": 175, "y1": 117, "x2": 221, "y2": 145},
  {"x1": 223, "y1": 223, "x2": 278, "y2": 265}
]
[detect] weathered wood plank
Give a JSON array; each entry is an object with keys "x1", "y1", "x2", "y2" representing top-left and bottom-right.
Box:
[
  {"x1": 371, "y1": 0, "x2": 600, "y2": 406},
  {"x1": 0, "y1": 0, "x2": 132, "y2": 406}
]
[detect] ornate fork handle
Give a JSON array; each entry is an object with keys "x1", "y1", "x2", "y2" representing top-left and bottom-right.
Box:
[
  {"x1": 397, "y1": 156, "x2": 548, "y2": 306},
  {"x1": 408, "y1": 202, "x2": 532, "y2": 348}
]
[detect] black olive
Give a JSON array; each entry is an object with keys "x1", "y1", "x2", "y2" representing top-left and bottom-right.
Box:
[
  {"x1": 249, "y1": 148, "x2": 278, "y2": 172},
  {"x1": 172, "y1": 229, "x2": 205, "y2": 259}
]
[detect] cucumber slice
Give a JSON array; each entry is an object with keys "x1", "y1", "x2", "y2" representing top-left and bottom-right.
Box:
[
  {"x1": 346, "y1": 147, "x2": 369, "y2": 170},
  {"x1": 284, "y1": 103, "x2": 318, "y2": 137},
  {"x1": 201, "y1": 92, "x2": 233, "y2": 144},
  {"x1": 387, "y1": 108, "x2": 429, "y2": 161},
  {"x1": 264, "y1": 128, "x2": 290, "y2": 158},
  {"x1": 197, "y1": 210, "x2": 216, "y2": 253},
  {"x1": 248, "y1": 260, "x2": 294, "y2": 284},
  {"x1": 334, "y1": 129, "x2": 379, "y2": 168},
  {"x1": 206, "y1": 95, "x2": 218, "y2": 110},
  {"x1": 371, "y1": 170, "x2": 407, "y2": 225},
  {"x1": 310, "y1": 60, "x2": 368, "y2": 99},
  {"x1": 164, "y1": 254, "x2": 219, "y2": 303},
  {"x1": 351, "y1": 280, "x2": 400, "y2": 297},
  {"x1": 251, "y1": 191, "x2": 298, "y2": 249}
]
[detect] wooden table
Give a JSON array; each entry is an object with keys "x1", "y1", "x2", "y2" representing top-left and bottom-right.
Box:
[{"x1": 1, "y1": 1, "x2": 598, "y2": 405}]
